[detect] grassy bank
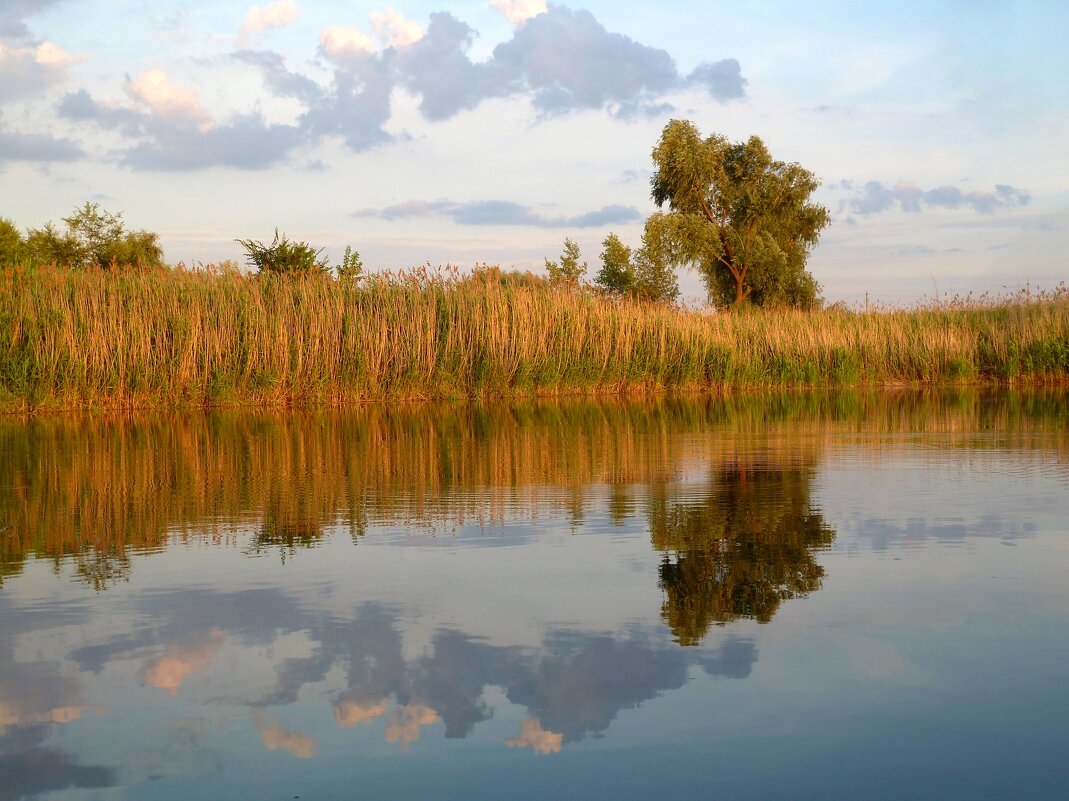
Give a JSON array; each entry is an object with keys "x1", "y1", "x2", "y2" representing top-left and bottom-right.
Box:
[{"x1": 1, "y1": 265, "x2": 1067, "y2": 411}]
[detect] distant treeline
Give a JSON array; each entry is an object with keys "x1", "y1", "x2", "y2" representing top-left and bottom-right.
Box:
[{"x1": 0, "y1": 262, "x2": 1066, "y2": 412}]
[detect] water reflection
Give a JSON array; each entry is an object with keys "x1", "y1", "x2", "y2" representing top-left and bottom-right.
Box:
[
  {"x1": 0, "y1": 390, "x2": 1067, "y2": 798},
  {"x1": 651, "y1": 464, "x2": 835, "y2": 643},
  {"x1": 5, "y1": 390, "x2": 1064, "y2": 585}
]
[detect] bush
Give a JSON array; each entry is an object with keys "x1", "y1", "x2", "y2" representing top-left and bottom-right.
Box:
[
  {"x1": 337, "y1": 245, "x2": 364, "y2": 283},
  {"x1": 236, "y1": 228, "x2": 328, "y2": 276}
]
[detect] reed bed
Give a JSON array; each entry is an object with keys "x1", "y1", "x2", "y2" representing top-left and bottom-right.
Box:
[{"x1": 1, "y1": 265, "x2": 1067, "y2": 411}]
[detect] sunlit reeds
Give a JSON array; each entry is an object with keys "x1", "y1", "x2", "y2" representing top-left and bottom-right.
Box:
[{"x1": 1, "y1": 265, "x2": 1066, "y2": 411}]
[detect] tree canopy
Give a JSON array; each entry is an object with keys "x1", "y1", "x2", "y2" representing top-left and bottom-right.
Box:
[
  {"x1": 594, "y1": 230, "x2": 678, "y2": 303},
  {"x1": 23, "y1": 202, "x2": 164, "y2": 269},
  {"x1": 649, "y1": 120, "x2": 830, "y2": 309},
  {"x1": 545, "y1": 237, "x2": 587, "y2": 286}
]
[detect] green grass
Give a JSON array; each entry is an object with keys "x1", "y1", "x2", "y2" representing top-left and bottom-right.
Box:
[{"x1": 1, "y1": 264, "x2": 1066, "y2": 411}]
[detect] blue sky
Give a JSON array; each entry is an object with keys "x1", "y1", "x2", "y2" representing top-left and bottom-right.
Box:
[{"x1": 1, "y1": 0, "x2": 1066, "y2": 303}]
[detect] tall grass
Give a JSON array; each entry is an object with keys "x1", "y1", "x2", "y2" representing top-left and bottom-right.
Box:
[{"x1": 1, "y1": 265, "x2": 1066, "y2": 411}]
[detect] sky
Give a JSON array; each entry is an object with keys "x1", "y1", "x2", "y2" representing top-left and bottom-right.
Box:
[{"x1": 1, "y1": 0, "x2": 1066, "y2": 304}]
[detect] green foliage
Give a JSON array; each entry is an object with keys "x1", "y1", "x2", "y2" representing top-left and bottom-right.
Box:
[
  {"x1": 633, "y1": 218, "x2": 679, "y2": 303},
  {"x1": 22, "y1": 203, "x2": 164, "y2": 269},
  {"x1": 337, "y1": 245, "x2": 364, "y2": 283},
  {"x1": 236, "y1": 228, "x2": 328, "y2": 276},
  {"x1": 595, "y1": 228, "x2": 678, "y2": 303},
  {"x1": 545, "y1": 237, "x2": 587, "y2": 286},
  {"x1": 595, "y1": 233, "x2": 635, "y2": 294},
  {"x1": 0, "y1": 218, "x2": 26, "y2": 266},
  {"x1": 650, "y1": 119, "x2": 829, "y2": 309}
]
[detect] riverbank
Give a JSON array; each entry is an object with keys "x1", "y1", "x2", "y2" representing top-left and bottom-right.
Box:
[{"x1": 2, "y1": 265, "x2": 1066, "y2": 412}]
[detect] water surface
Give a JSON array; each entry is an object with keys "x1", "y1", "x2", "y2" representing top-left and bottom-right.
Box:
[{"x1": 1, "y1": 391, "x2": 1067, "y2": 800}]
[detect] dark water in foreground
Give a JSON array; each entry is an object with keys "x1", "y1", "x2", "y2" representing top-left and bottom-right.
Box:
[{"x1": 1, "y1": 391, "x2": 1067, "y2": 800}]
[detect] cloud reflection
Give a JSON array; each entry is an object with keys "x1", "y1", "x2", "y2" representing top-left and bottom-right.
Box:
[
  {"x1": 384, "y1": 704, "x2": 439, "y2": 749},
  {"x1": 254, "y1": 713, "x2": 317, "y2": 759},
  {"x1": 506, "y1": 717, "x2": 563, "y2": 755},
  {"x1": 139, "y1": 629, "x2": 225, "y2": 695}
]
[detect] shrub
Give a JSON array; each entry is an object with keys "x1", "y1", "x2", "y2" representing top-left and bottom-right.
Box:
[{"x1": 236, "y1": 228, "x2": 328, "y2": 276}]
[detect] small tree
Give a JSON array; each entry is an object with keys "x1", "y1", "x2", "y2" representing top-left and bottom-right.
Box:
[
  {"x1": 545, "y1": 237, "x2": 587, "y2": 286},
  {"x1": 336, "y1": 245, "x2": 364, "y2": 283},
  {"x1": 23, "y1": 202, "x2": 164, "y2": 269},
  {"x1": 649, "y1": 119, "x2": 829, "y2": 309},
  {"x1": 632, "y1": 218, "x2": 679, "y2": 303},
  {"x1": 236, "y1": 228, "x2": 328, "y2": 276},
  {"x1": 0, "y1": 218, "x2": 26, "y2": 266},
  {"x1": 595, "y1": 233, "x2": 634, "y2": 294},
  {"x1": 595, "y1": 227, "x2": 679, "y2": 303}
]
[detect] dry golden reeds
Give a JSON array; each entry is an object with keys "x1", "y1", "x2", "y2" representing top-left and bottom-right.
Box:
[{"x1": 0, "y1": 265, "x2": 1066, "y2": 411}]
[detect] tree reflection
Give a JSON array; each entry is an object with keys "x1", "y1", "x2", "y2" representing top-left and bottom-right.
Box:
[
  {"x1": 0, "y1": 389, "x2": 1062, "y2": 589},
  {"x1": 650, "y1": 464, "x2": 835, "y2": 643}
]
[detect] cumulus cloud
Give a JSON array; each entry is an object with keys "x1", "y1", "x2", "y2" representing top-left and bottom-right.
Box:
[
  {"x1": 122, "y1": 113, "x2": 303, "y2": 170},
  {"x1": 355, "y1": 198, "x2": 642, "y2": 228},
  {"x1": 490, "y1": 0, "x2": 548, "y2": 25},
  {"x1": 124, "y1": 68, "x2": 213, "y2": 130},
  {"x1": 0, "y1": 0, "x2": 62, "y2": 42},
  {"x1": 0, "y1": 40, "x2": 75, "y2": 100},
  {"x1": 370, "y1": 5, "x2": 425, "y2": 47},
  {"x1": 687, "y1": 58, "x2": 747, "y2": 102},
  {"x1": 232, "y1": 50, "x2": 322, "y2": 104},
  {"x1": 300, "y1": 56, "x2": 394, "y2": 151},
  {"x1": 0, "y1": 126, "x2": 82, "y2": 162},
  {"x1": 316, "y1": 5, "x2": 746, "y2": 134},
  {"x1": 394, "y1": 12, "x2": 498, "y2": 120},
  {"x1": 52, "y1": 5, "x2": 747, "y2": 168},
  {"x1": 491, "y1": 7, "x2": 678, "y2": 115},
  {"x1": 319, "y1": 25, "x2": 374, "y2": 59},
  {"x1": 240, "y1": 0, "x2": 300, "y2": 37},
  {"x1": 59, "y1": 85, "x2": 302, "y2": 170},
  {"x1": 846, "y1": 180, "x2": 1032, "y2": 216}
]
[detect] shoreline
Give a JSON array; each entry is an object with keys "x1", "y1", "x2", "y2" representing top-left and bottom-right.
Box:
[
  {"x1": 5, "y1": 377, "x2": 1068, "y2": 417},
  {"x1": 3, "y1": 266, "x2": 1067, "y2": 415}
]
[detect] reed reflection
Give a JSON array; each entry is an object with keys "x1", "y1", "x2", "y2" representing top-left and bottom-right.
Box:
[{"x1": 0, "y1": 389, "x2": 1063, "y2": 591}]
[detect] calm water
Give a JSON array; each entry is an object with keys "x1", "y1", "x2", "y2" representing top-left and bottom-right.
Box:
[{"x1": 1, "y1": 391, "x2": 1067, "y2": 800}]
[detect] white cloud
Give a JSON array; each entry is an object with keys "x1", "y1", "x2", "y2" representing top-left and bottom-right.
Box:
[
  {"x1": 490, "y1": 0, "x2": 547, "y2": 25},
  {"x1": 319, "y1": 25, "x2": 374, "y2": 60},
  {"x1": 0, "y1": 40, "x2": 76, "y2": 100},
  {"x1": 125, "y1": 68, "x2": 213, "y2": 130},
  {"x1": 240, "y1": 0, "x2": 300, "y2": 36},
  {"x1": 370, "y1": 5, "x2": 425, "y2": 48},
  {"x1": 33, "y1": 41, "x2": 75, "y2": 66}
]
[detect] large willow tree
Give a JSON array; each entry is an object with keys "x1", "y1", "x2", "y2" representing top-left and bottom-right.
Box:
[{"x1": 649, "y1": 119, "x2": 830, "y2": 309}]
